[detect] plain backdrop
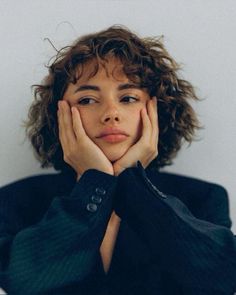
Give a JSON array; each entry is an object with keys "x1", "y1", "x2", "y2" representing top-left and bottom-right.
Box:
[{"x1": 0, "y1": 0, "x2": 235, "y2": 233}]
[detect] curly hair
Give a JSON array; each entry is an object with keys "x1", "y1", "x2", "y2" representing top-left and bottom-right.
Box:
[{"x1": 23, "y1": 25, "x2": 202, "y2": 174}]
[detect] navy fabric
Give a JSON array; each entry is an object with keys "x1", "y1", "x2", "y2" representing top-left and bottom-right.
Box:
[{"x1": 0, "y1": 164, "x2": 235, "y2": 294}]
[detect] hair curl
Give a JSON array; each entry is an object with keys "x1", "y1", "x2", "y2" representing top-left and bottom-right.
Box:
[{"x1": 23, "y1": 25, "x2": 202, "y2": 174}]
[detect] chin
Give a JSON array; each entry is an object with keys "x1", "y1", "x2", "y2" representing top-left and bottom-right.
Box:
[
  {"x1": 102, "y1": 146, "x2": 129, "y2": 163},
  {"x1": 105, "y1": 151, "x2": 125, "y2": 163},
  {"x1": 93, "y1": 137, "x2": 135, "y2": 162}
]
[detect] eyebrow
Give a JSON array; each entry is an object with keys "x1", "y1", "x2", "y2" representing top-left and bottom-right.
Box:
[{"x1": 74, "y1": 83, "x2": 142, "y2": 93}]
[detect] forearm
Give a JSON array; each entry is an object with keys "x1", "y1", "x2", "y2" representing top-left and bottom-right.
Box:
[
  {"x1": 113, "y1": 163, "x2": 236, "y2": 293},
  {"x1": 0, "y1": 169, "x2": 117, "y2": 294}
]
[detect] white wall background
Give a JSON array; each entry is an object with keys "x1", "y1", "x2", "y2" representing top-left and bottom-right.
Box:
[{"x1": 0, "y1": 0, "x2": 235, "y2": 233}]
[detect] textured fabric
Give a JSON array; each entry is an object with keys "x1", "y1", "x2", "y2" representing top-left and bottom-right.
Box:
[{"x1": 0, "y1": 163, "x2": 235, "y2": 294}]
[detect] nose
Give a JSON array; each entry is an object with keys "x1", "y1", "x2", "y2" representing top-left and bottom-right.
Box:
[{"x1": 100, "y1": 103, "x2": 121, "y2": 124}]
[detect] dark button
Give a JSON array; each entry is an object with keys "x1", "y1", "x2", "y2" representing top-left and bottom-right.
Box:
[
  {"x1": 91, "y1": 195, "x2": 102, "y2": 204},
  {"x1": 86, "y1": 203, "x2": 98, "y2": 212},
  {"x1": 95, "y1": 187, "x2": 106, "y2": 195}
]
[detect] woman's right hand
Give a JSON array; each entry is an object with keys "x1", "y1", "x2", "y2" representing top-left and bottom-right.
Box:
[{"x1": 57, "y1": 100, "x2": 114, "y2": 179}]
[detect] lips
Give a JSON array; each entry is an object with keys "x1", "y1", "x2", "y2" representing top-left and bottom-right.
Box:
[
  {"x1": 96, "y1": 128, "x2": 129, "y2": 143},
  {"x1": 99, "y1": 134, "x2": 128, "y2": 143},
  {"x1": 97, "y1": 128, "x2": 128, "y2": 138}
]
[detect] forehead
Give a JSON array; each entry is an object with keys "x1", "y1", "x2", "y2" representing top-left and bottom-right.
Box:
[{"x1": 75, "y1": 57, "x2": 132, "y2": 84}]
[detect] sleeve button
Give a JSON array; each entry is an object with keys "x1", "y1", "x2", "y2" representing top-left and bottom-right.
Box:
[
  {"x1": 95, "y1": 187, "x2": 106, "y2": 195},
  {"x1": 86, "y1": 203, "x2": 98, "y2": 212},
  {"x1": 91, "y1": 195, "x2": 102, "y2": 204}
]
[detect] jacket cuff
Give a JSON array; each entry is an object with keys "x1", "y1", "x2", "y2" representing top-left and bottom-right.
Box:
[
  {"x1": 113, "y1": 161, "x2": 167, "y2": 217},
  {"x1": 69, "y1": 169, "x2": 118, "y2": 219}
]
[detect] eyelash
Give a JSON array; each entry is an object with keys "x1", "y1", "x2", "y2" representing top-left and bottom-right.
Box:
[{"x1": 78, "y1": 96, "x2": 139, "y2": 105}]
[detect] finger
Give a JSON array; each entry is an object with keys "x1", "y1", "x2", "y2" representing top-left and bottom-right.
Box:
[
  {"x1": 71, "y1": 106, "x2": 87, "y2": 139},
  {"x1": 57, "y1": 108, "x2": 62, "y2": 140},
  {"x1": 59, "y1": 101, "x2": 77, "y2": 149},
  {"x1": 147, "y1": 97, "x2": 158, "y2": 129},
  {"x1": 142, "y1": 99, "x2": 158, "y2": 149},
  {"x1": 149, "y1": 97, "x2": 159, "y2": 145},
  {"x1": 57, "y1": 102, "x2": 66, "y2": 146},
  {"x1": 140, "y1": 107, "x2": 152, "y2": 144}
]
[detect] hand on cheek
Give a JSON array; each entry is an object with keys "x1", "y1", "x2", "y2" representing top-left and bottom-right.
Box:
[
  {"x1": 57, "y1": 100, "x2": 114, "y2": 178},
  {"x1": 112, "y1": 97, "x2": 159, "y2": 176}
]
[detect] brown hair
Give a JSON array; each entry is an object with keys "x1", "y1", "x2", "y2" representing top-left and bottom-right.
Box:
[{"x1": 23, "y1": 25, "x2": 202, "y2": 174}]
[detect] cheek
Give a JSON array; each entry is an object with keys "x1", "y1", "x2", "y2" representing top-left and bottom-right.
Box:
[{"x1": 134, "y1": 110, "x2": 142, "y2": 126}]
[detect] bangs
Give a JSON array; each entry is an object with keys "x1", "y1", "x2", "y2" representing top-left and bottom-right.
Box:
[{"x1": 68, "y1": 53, "x2": 152, "y2": 94}]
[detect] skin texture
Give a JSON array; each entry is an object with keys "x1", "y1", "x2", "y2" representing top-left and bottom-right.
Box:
[
  {"x1": 59, "y1": 57, "x2": 159, "y2": 178},
  {"x1": 57, "y1": 57, "x2": 159, "y2": 273}
]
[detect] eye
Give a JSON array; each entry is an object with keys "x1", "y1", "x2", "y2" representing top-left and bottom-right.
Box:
[
  {"x1": 121, "y1": 96, "x2": 139, "y2": 103},
  {"x1": 77, "y1": 97, "x2": 96, "y2": 105},
  {"x1": 77, "y1": 95, "x2": 139, "y2": 105}
]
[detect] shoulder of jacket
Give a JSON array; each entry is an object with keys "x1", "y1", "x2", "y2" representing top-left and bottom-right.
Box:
[
  {"x1": 148, "y1": 170, "x2": 226, "y2": 191},
  {"x1": 0, "y1": 173, "x2": 60, "y2": 192}
]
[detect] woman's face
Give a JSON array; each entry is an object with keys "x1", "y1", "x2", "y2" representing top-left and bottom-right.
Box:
[{"x1": 62, "y1": 57, "x2": 152, "y2": 163}]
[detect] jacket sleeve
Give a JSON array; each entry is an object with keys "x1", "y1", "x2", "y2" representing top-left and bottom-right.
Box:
[
  {"x1": 113, "y1": 161, "x2": 236, "y2": 294},
  {"x1": 0, "y1": 169, "x2": 117, "y2": 294}
]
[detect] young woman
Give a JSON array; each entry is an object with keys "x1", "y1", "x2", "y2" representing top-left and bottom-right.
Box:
[{"x1": 0, "y1": 25, "x2": 235, "y2": 294}]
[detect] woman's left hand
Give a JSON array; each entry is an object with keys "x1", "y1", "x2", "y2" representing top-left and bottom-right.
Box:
[{"x1": 113, "y1": 97, "x2": 159, "y2": 176}]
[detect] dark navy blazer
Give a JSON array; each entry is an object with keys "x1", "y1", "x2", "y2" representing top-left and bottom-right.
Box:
[{"x1": 0, "y1": 162, "x2": 235, "y2": 294}]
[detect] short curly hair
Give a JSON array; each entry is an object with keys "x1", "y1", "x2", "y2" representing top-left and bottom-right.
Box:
[{"x1": 23, "y1": 25, "x2": 202, "y2": 174}]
